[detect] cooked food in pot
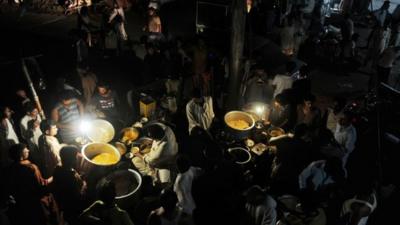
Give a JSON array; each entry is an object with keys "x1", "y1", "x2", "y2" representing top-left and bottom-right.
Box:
[
  {"x1": 121, "y1": 128, "x2": 139, "y2": 143},
  {"x1": 91, "y1": 153, "x2": 119, "y2": 165},
  {"x1": 227, "y1": 119, "x2": 251, "y2": 130}
]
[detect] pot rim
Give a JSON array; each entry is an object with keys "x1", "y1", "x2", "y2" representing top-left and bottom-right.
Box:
[{"x1": 114, "y1": 169, "x2": 142, "y2": 199}]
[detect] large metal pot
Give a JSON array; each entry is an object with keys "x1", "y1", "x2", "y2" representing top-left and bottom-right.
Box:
[
  {"x1": 80, "y1": 142, "x2": 121, "y2": 185},
  {"x1": 96, "y1": 169, "x2": 142, "y2": 210},
  {"x1": 224, "y1": 111, "x2": 255, "y2": 140},
  {"x1": 86, "y1": 119, "x2": 115, "y2": 143},
  {"x1": 81, "y1": 142, "x2": 121, "y2": 166}
]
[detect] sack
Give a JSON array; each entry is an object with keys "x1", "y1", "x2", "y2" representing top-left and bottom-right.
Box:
[{"x1": 105, "y1": 31, "x2": 118, "y2": 49}]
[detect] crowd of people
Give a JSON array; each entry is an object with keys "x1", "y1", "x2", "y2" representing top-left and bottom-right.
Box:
[{"x1": 0, "y1": 0, "x2": 399, "y2": 225}]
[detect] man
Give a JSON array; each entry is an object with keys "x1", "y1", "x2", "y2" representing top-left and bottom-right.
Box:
[
  {"x1": 1, "y1": 106, "x2": 19, "y2": 145},
  {"x1": 132, "y1": 122, "x2": 178, "y2": 183},
  {"x1": 186, "y1": 88, "x2": 215, "y2": 135},
  {"x1": 269, "y1": 93, "x2": 295, "y2": 131},
  {"x1": 51, "y1": 91, "x2": 84, "y2": 144},
  {"x1": 377, "y1": 46, "x2": 400, "y2": 84},
  {"x1": 38, "y1": 119, "x2": 66, "y2": 178},
  {"x1": 173, "y1": 155, "x2": 202, "y2": 215},
  {"x1": 299, "y1": 157, "x2": 346, "y2": 192},
  {"x1": 91, "y1": 81, "x2": 120, "y2": 122},
  {"x1": 372, "y1": 1, "x2": 390, "y2": 27},
  {"x1": 334, "y1": 112, "x2": 357, "y2": 167},
  {"x1": 20, "y1": 103, "x2": 42, "y2": 149},
  {"x1": 272, "y1": 67, "x2": 293, "y2": 98},
  {"x1": 243, "y1": 185, "x2": 277, "y2": 225},
  {"x1": 325, "y1": 97, "x2": 347, "y2": 133},
  {"x1": 53, "y1": 146, "x2": 86, "y2": 225},
  {"x1": 108, "y1": 1, "x2": 128, "y2": 56},
  {"x1": 79, "y1": 181, "x2": 134, "y2": 225},
  {"x1": 242, "y1": 66, "x2": 274, "y2": 105},
  {"x1": 296, "y1": 93, "x2": 321, "y2": 131},
  {"x1": 16, "y1": 89, "x2": 31, "y2": 107},
  {"x1": 5, "y1": 143, "x2": 49, "y2": 225}
]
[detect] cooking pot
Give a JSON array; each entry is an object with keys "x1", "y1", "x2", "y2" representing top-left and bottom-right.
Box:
[
  {"x1": 224, "y1": 111, "x2": 255, "y2": 140},
  {"x1": 96, "y1": 169, "x2": 142, "y2": 210},
  {"x1": 86, "y1": 119, "x2": 115, "y2": 143},
  {"x1": 80, "y1": 142, "x2": 121, "y2": 184}
]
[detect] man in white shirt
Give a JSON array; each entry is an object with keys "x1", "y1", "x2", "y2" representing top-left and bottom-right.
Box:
[
  {"x1": 272, "y1": 73, "x2": 293, "y2": 98},
  {"x1": 20, "y1": 103, "x2": 42, "y2": 148},
  {"x1": 132, "y1": 122, "x2": 178, "y2": 183},
  {"x1": 38, "y1": 120, "x2": 66, "y2": 178},
  {"x1": 334, "y1": 112, "x2": 357, "y2": 167},
  {"x1": 186, "y1": 89, "x2": 215, "y2": 135}
]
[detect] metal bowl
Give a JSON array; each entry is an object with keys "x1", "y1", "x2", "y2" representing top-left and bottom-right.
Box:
[
  {"x1": 268, "y1": 127, "x2": 285, "y2": 137},
  {"x1": 120, "y1": 127, "x2": 140, "y2": 143},
  {"x1": 87, "y1": 119, "x2": 115, "y2": 143},
  {"x1": 81, "y1": 142, "x2": 121, "y2": 166}
]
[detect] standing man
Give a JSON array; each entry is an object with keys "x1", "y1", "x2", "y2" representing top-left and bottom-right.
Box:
[
  {"x1": 377, "y1": 46, "x2": 400, "y2": 85},
  {"x1": 334, "y1": 112, "x2": 357, "y2": 167},
  {"x1": 372, "y1": 0, "x2": 390, "y2": 27},
  {"x1": 20, "y1": 102, "x2": 42, "y2": 149},
  {"x1": 186, "y1": 88, "x2": 215, "y2": 135},
  {"x1": 108, "y1": 0, "x2": 128, "y2": 56},
  {"x1": 1, "y1": 106, "x2": 19, "y2": 145},
  {"x1": 51, "y1": 91, "x2": 84, "y2": 144}
]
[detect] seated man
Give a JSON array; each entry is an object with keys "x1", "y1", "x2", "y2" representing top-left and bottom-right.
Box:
[
  {"x1": 91, "y1": 81, "x2": 120, "y2": 122},
  {"x1": 269, "y1": 93, "x2": 296, "y2": 132},
  {"x1": 186, "y1": 88, "x2": 215, "y2": 135},
  {"x1": 51, "y1": 91, "x2": 84, "y2": 144},
  {"x1": 132, "y1": 122, "x2": 178, "y2": 183}
]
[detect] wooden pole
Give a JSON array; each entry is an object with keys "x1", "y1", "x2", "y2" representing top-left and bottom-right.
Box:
[
  {"x1": 21, "y1": 59, "x2": 46, "y2": 119},
  {"x1": 226, "y1": 0, "x2": 246, "y2": 110}
]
